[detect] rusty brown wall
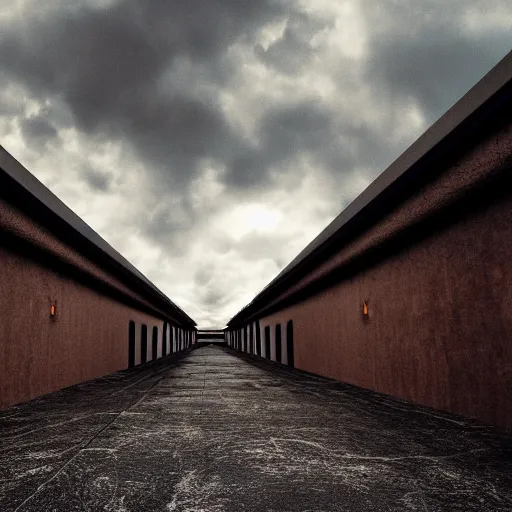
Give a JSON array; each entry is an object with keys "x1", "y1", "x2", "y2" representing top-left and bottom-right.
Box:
[
  {"x1": 257, "y1": 187, "x2": 512, "y2": 429},
  {"x1": 225, "y1": 117, "x2": 512, "y2": 430},
  {"x1": 259, "y1": 119, "x2": 512, "y2": 315},
  {"x1": 0, "y1": 198, "x2": 177, "y2": 321},
  {"x1": 0, "y1": 246, "x2": 172, "y2": 409}
]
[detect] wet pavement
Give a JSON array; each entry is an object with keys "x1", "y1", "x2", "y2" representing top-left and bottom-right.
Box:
[{"x1": 1, "y1": 344, "x2": 512, "y2": 511}]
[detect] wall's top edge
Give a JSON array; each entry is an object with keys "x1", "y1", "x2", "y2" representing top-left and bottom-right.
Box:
[
  {"x1": 228, "y1": 50, "x2": 512, "y2": 326},
  {"x1": 0, "y1": 147, "x2": 196, "y2": 327}
]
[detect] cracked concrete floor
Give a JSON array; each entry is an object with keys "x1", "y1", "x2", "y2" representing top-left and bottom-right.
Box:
[{"x1": 1, "y1": 344, "x2": 512, "y2": 511}]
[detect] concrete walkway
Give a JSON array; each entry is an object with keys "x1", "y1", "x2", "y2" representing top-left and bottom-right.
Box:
[{"x1": 1, "y1": 345, "x2": 512, "y2": 511}]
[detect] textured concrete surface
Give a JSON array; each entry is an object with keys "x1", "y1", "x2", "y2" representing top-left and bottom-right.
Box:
[
  {"x1": 230, "y1": 120, "x2": 512, "y2": 431},
  {"x1": 255, "y1": 173, "x2": 512, "y2": 430},
  {"x1": 1, "y1": 345, "x2": 512, "y2": 512},
  {"x1": 0, "y1": 242, "x2": 194, "y2": 409}
]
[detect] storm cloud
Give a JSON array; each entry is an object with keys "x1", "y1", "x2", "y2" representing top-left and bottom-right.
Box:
[{"x1": 1, "y1": 0, "x2": 510, "y2": 326}]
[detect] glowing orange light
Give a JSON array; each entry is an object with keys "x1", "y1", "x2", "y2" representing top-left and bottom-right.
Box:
[
  {"x1": 50, "y1": 304, "x2": 56, "y2": 317},
  {"x1": 363, "y1": 301, "x2": 369, "y2": 316}
]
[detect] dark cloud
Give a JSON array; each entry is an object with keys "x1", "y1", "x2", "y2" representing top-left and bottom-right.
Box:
[
  {"x1": 224, "y1": 101, "x2": 359, "y2": 189},
  {"x1": 0, "y1": 0, "x2": 285, "y2": 187},
  {"x1": 363, "y1": 2, "x2": 512, "y2": 124},
  {"x1": 83, "y1": 167, "x2": 113, "y2": 192},
  {"x1": 19, "y1": 114, "x2": 58, "y2": 147},
  {"x1": 245, "y1": 100, "x2": 397, "y2": 185}
]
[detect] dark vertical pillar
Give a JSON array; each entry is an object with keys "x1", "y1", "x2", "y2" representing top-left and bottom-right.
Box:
[
  {"x1": 141, "y1": 324, "x2": 148, "y2": 364},
  {"x1": 265, "y1": 326, "x2": 271, "y2": 360},
  {"x1": 152, "y1": 326, "x2": 158, "y2": 361},
  {"x1": 256, "y1": 321, "x2": 261, "y2": 356},
  {"x1": 275, "y1": 324, "x2": 282, "y2": 363},
  {"x1": 249, "y1": 323, "x2": 254, "y2": 354},
  {"x1": 128, "y1": 321, "x2": 136, "y2": 368},
  {"x1": 286, "y1": 320, "x2": 294, "y2": 368},
  {"x1": 162, "y1": 321, "x2": 168, "y2": 357}
]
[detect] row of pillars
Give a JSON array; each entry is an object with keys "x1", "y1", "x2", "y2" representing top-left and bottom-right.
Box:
[
  {"x1": 128, "y1": 320, "x2": 195, "y2": 368},
  {"x1": 226, "y1": 320, "x2": 294, "y2": 368}
]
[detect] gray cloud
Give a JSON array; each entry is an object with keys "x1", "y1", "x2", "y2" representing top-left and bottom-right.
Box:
[
  {"x1": 83, "y1": 167, "x2": 113, "y2": 192},
  {"x1": 0, "y1": 0, "x2": 285, "y2": 187},
  {"x1": 362, "y1": 1, "x2": 512, "y2": 123},
  {"x1": 255, "y1": 12, "x2": 327, "y2": 74},
  {"x1": 19, "y1": 114, "x2": 58, "y2": 147}
]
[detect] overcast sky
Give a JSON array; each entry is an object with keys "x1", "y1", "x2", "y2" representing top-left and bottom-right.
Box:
[{"x1": 1, "y1": 0, "x2": 510, "y2": 327}]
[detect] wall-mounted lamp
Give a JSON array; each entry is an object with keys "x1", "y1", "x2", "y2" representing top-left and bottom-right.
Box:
[
  {"x1": 50, "y1": 301, "x2": 57, "y2": 320},
  {"x1": 362, "y1": 300, "x2": 369, "y2": 321}
]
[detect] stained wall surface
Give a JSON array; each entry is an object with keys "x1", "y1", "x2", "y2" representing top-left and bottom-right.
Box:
[
  {"x1": 256, "y1": 185, "x2": 512, "y2": 430},
  {"x1": 256, "y1": 118, "x2": 512, "y2": 315},
  {"x1": 228, "y1": 118, "x2": 512, "y2": 430},
  {"x1": 0, "y1": 246, "x2": 174, "y2": 408}
]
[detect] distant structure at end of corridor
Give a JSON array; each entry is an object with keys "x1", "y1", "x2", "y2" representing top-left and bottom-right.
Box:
[
  {"x1": 226, "y1": 51, "x2": 512, "y2": 431},
  {"x1": 0, "y1": 147, "x2": 197, "y2": 409}
]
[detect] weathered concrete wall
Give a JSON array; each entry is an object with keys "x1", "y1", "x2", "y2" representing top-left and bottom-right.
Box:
[
  {"x1": 228, "y1": 119, "x2": 512, "y2": 430},
  {"x1": 258, "y1": 119, "x2": 512, "y2": 315},
  {"x1": 0, "y1": 193, "x2": 196, "y2": 408},
  {"x1": 0, "y1": 198, "x2": 172, "y2": 319},
  {"x1": 257, "y1": 184, "x2": 512, "y2": 429},
  {"x1": 0, "y1": 246, "x2": 170, "y2": 408}
]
